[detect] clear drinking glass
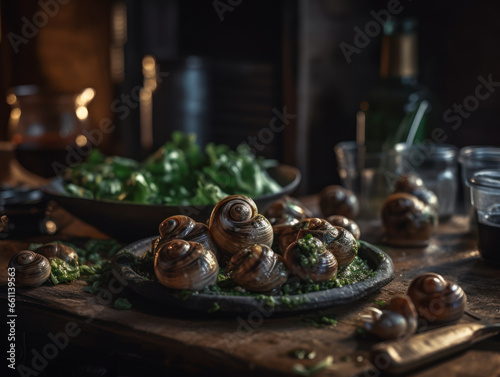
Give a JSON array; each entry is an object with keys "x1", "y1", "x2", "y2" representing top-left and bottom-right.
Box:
[
  {"x1": 458, "y1": 146, "x2": 500, "y2": 227},
  {"x1": 334, "y1": 141, "x2": 401, "y2": 219},
  {"x1": 396, "y1": 143, "x2": 458, "y2": 222},
  {"x1": 7, "y1": 85, "x2": 94, "y2": 178},
  {"x1": 469, "y1": 169, "x2": 500, "y2": 265}
]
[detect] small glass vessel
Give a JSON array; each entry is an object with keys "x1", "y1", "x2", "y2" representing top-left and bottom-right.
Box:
[{"x1": 7, "y1": 85, "x2": 94, "y2": 178}]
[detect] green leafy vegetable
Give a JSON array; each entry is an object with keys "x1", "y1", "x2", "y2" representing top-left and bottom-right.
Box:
[{"x1": 63, "y1": 131, "x2": 282, "y2": 205}]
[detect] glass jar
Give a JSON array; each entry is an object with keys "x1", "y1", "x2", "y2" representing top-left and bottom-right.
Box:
[
  {"x1": 458, "y1": 146, "x2": 500, "y2": 222},
  {"x1": 6, "y1": 85, "x2": 94, "y2": 178},
  {"x1": 334, "y1": 141, "x2": 401, "y2": 220},
  {"x1": 397, "y1": 143, "x2": 458, "y2": 222},
  {"x1": 469, "y1": 170, "x2": 500, "y2": 265}
]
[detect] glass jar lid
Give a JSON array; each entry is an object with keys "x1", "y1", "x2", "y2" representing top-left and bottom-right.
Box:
[
  {"x1": 469, "y1": 169, "x2": 500, "y2": 190},
  {"x1": 458, "y1": 146, "x2": 500, "y2": 166}
]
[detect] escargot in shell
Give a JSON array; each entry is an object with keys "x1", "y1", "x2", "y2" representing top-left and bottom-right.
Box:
[
  {"x1": 263, "y1": 196, "x2": 313, "y2": 235},
  {"x1": 34, "y1": 243, "x2": 78, "y2": 266},
  {"x1": 407, "y1": 272, "x2": 466, "y2": 324},
  {"x1": 155, "y1": 215, "x2": 219, "y2": 259},
  {"x1": 225, "y1": 244, "x2": 289, "y2": 293},
  {"x1": 318, "y1": 185, "x2": 359, "y2": 219},
  {"x1": 154, "y1": 239, "x2": 219, "y2": 291},
  {"x1": 393, "y1": 173, "x2": 438, "y2": 211},
  {"x1": 280, "y1": 218, "x2": 357, "y2": 269},
  {"x1": 208, "y1": 195, "x2": 273, "y2": 258},
  {"x1": 9, "y1": 250, "x2": 51, "y2": 287},
  {"x1": 360, "y1": 296, "x2": 418, "y2": 340},
  {"x1": 326, "y1": 215, "x2": 361, "y2": 241},
  {"x1": 381, "y1": 193, "x2": 437, "y2": 247},
  {"x1": 283, "y1": 235, "x2": 338, "y2": 282}
]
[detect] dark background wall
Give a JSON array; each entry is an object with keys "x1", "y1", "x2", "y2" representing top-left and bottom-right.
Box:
[{"x1": 1, "y1": 0, "x2": 500, "y2": 194}]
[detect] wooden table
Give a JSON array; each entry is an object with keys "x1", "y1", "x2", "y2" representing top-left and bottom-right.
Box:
[{"x1": 1, "y1": 201, "x2": 500, "y2": 377}]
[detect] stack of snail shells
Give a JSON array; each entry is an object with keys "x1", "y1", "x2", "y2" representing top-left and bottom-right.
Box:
[
  {"x1": 360, "y1": 272, "x2": 467, "y2": 340},
  {"x1": 8, "y1": 243, "x2": 79, "y2": 287},
  {"x1": 153, "y1": 194, "x2": 360, "y2": 294},
  {"x1": 381, "y1": 174, "x2": 439, "y2": 247}
]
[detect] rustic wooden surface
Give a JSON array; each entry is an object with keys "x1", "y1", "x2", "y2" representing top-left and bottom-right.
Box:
[{"x1": 1, "y1": 199, "x2": 500, "y2": 377}]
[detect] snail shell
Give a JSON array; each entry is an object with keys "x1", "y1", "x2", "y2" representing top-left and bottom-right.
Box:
[
  {"x1": 393, "y1": 174, "x2": 439, "y2": 211},
  {"x1": 224, "y1": 244, "x2": 289, "y2": 293},
  {"x1": 381, "y1": 193, "x2": 437, "y2": 247},
  {"x1": 319, "y1": 225, "x2": 358, "y2": 269},
  {"x1": 283, "y1": 236, "x2": 338, "y2": 282},
  {"x1": 155, "y1": 215, "x2": 219, "y2": 259},
  {"x1": 394, "y1": 173, "x2": 425, "y2": 192},
  {"x1": 209, "y1": 195, "x2": 273, "y2": 257},
  {"x1": 154, "y1": 239, "x2": 219, "y2": 291},
  {"x1": 319, "y1": 185, "x2": 359, "y2": 219},
  {"x1": 278, "y1": 218, "x2": 335, "y2": 254},
  {"x1": 34, "y1": 243, "x2": 78, "y2": 266},
  {"x1": 8, "y1": 250, "x2": 51, "y2": 287},
  {"x1": 264, "y1": 196, "x2": 313, "y2": 235},
  {"x1": 326, "y1": 215, "x2": 361, "y2": 241},
  {"x1": 280, "y1": 218, "x2": 357, "y2": 269},
  {"x1": 407, "y1": 273, "x2": 466, "y2": 324},
  {"x1": 360, "y1": 296, "x2": 418, "y2": 340}
]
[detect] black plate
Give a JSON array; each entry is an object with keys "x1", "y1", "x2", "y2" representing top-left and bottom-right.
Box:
[
  {"x1": 42, "y1": 165, "x2": 300, "y2": 242},
  {"x1": 115, "y1": 238, "x2": 394, "y2": 315}
]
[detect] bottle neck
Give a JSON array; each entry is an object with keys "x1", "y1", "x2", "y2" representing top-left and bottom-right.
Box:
[{"x1": 380, "y1": 33, "x2": 418, "y2": 79}]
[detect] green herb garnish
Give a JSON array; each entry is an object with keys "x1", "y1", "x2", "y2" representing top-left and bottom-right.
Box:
[
  {"x1": 49, "y1": 258, "x2": 80, "y2": 285},
  {"x1": 114, "y1": 298, "x2": 132, "y2": 310},
  {"x1": 292, "y1": 356, "x2": 334, "y2": 376},
  {"x1": 301, "y1": 314, "x2": 338, "y2": 328},
  {"x1": 296, "y1": 234, "x2": 325, "y2": 268},
  {"x1": 288, "y1": 349, "x2": 317, "y2": 360},
  {"x1": 371, "y1": 299, "x2": 387, "y2": 308},
  {"x1": 207, "y1": 302, "x2": 220, "y2": 313}
]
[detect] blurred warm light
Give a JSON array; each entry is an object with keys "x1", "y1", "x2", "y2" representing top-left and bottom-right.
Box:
[
  {"x1": 76, "y1": 88, "x2": 95, "y2": 106},
  {"x1": 142, "y1": 55, "x2": 156, "y2": 74},
  {"x1": 140, "y1": 89, "x2": 152, "y2": 101},
  {"x1": 12, "y1": 134, "x2": 22, "y2": 144},
  {"x1": 75, "y1": 134, "x2": 88, "y2": 147},
  {"x1": 144, "y1": 78, "x2": 157, "y2": 92},
  {"x1": 140, "y1": 54, "x2": 158, "y2": 152},
  {"x1": 6, "y1": 94, "x2": 17, "y2": 105},
  {"x1": 76, "y1": 106, "x2": 88, "y2": 120},
  {"x1": 360, "y1": 101, "x2": 369, "y2": 111},
  {"x1": 112, "y1": 2, "x2": 127, "y2": 44},
  {"x1": 45, "y1": 220, "x2": 57, "y2": 235},
  {"x1": 10, "y1": 108, "x2": 21, "y2": 120},
  {"x1": 111, "y1": 2, "x2": 127, "y2": 82}
]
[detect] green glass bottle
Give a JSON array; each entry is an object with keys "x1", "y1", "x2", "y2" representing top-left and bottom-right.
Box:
[{"x1": 362, "y1": 18, "x2": 436, "y2": 154}]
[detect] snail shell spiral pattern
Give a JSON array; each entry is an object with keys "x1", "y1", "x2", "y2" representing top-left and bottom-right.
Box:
[
  {"x1": 225, "y1": 244, "x2": 289, "y2": 293},
  {"x1": 154, "y1": 239, "x2": 219, "y2": 291},
  {"x1": 407, "y1": 272, "x2": 466, "y2": 324},
  {"x1": 208, "y1": 195, "x2": 273, "y2": 257},
  {"x1": 155, "y1": 215, "x2": 219, "y2": 259},
  {"x1": 9, "y1": 250, "x2": 51, "y2": 287}
]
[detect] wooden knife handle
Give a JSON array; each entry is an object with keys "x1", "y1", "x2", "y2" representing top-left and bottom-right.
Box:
[{"x1": 370, "y1": 323, "x2": 488, "y2": 375}]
